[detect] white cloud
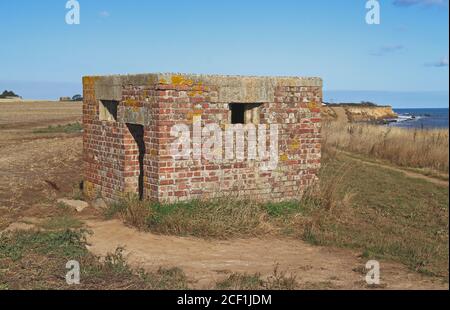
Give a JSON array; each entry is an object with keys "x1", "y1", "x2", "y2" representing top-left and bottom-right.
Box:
[
  {"x1": 370, "y1": 44, "x2": 405, "y2": 56},
  {"x1": 425, "y1": 57, "x2": 449, "y2": 67},
  {"x1": 99, "y1": 11, "x2": 110, "y2": 17},
  {"x1": 394, "y1": 24, "x2": 408, "y2": 32}
]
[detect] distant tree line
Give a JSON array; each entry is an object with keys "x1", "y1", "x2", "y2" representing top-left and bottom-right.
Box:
[
  {"x1": 0, "y1": 90, "x2": 20, "y2": 99},
  {"x1": 72, "y1": 94, "x2": 83, "y2": 101},
  {"x1": 59, "y1": 94, "x2": 83, "y2": 102}
]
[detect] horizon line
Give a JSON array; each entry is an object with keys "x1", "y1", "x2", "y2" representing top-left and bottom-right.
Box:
[{"x1": 1, "y1": 80, "x2": 449, "y2": 94}]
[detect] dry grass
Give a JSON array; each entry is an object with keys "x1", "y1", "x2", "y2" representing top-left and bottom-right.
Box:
[
  {"x1": 106, "y1": 165, "x2": 353, "y2": 240},
  {"x1": 322, "y1": 121, "x2": 449, "y2": 172},
  {"x1": 108, "y1": 196, "x2": 277, "y2": 239},
  {"x1": 216, "y1": 266, "x2": 298, "y2": 290},
  {"x1": 308, "y1": 154, "x2": 449, "y2": 279}
]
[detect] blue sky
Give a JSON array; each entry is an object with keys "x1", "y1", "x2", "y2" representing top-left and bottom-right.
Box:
[{"x1": 0, "y1": 0, "x2": 448, "y2": 107}]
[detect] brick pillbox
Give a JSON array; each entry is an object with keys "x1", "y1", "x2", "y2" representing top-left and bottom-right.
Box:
[{"x1": 82, "y1": 73, "x2": 322, "y2": 203}]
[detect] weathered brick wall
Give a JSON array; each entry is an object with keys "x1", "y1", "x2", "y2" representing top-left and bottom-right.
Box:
[
  {"x1": 153, "y1": 76, "x2": 322, "y2": 202},
  {"x1": 83, "y1": 77, "x2": 126, "y2": 201},
  {"x1": 83, "y1": 74, "x2": 322, "y2": 203}
]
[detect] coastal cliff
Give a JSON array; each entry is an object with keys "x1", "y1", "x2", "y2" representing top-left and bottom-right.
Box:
[{"x1": 322, "y1": 105, "x2": 397, "y2": 123}]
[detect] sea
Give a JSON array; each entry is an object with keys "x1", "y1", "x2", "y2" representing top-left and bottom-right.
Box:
[{"x1": 389, "y1": 108, "x2": 449, "y2": 129}]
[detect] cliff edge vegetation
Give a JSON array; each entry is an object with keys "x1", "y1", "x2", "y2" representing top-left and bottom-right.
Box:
[{"x1": 322, "y1": 102, "x2": 397, "y2": 123}]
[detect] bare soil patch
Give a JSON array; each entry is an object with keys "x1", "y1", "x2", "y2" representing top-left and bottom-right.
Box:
[
  {"x1": 84, "y1": 218, "x2": 447, "y2": 290},
  {"x1": 0, "y1": 101, "x2": 83, "y2": 230}
]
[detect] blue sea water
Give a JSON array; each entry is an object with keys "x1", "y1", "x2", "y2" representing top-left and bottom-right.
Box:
[{"x1": 390, "y1": 108, "x2": 449, "y2": 129}]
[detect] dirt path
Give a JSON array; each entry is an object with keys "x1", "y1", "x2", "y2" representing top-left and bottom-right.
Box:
[
  {"x1": 340, "y1": 151, "x2": 449, "y2": 187},
  {"x1": 83, "y1": 218, "x2": 447, "y2": 290}
]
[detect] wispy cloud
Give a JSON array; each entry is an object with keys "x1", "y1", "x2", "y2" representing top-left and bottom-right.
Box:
[
  {"x1": 99, "y1": 11, "x2": 110, "y2": 18},
  {"x1": 394, "y1": 24, "x2": 408, "y2": 32},
  {"x1": 370, "y1": 44, "x2": 405, "y2": 56},
  {"x1": 425, "y1": 57, "x2": 449, "y2": 67},
  {"x1": 393, "y1": 0, "x2": 448, "y2": 7}
]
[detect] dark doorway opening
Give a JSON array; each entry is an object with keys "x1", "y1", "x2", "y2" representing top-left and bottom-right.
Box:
[
  {"x1": 230, "y1": 103, "x2": 245, "y2": 124},
  {"x1": 127, "y1": 124, "x2": 145, "y2": 200}
]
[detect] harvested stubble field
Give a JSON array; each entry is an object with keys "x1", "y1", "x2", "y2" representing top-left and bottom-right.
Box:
[{"x1": 0, "y1": 101, "x2": 448, "y2": 290}]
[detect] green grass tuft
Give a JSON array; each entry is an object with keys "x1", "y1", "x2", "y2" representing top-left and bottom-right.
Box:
[
  {"x1": 33, "y1": 122, "x2": 83, "y2": 134},
  {"x1": 0, "y1": 229, "x2": 88, "y2": 261},
  {"x1": 39, "y1": 216, "x2": 83, "y2": 231}
]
